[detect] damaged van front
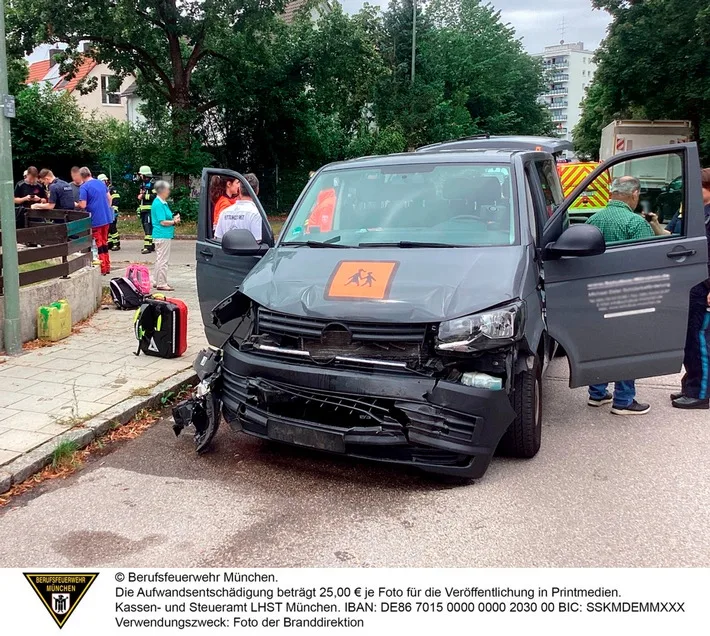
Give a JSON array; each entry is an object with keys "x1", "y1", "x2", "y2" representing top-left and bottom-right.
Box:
[
  {"x1": 182, "y1": 142, "x2": 710, "y2": 479},
  {"x1": 182, "y1": 153, "x2": 550, "y2": 478}
]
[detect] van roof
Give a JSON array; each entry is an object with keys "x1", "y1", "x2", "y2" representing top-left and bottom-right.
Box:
[
  {"x1": 417, "y1": 135, "x2": 574, "y2": 155},
  {"x1": 322, "y1": 148, "x2": 535, "y2": 172}
]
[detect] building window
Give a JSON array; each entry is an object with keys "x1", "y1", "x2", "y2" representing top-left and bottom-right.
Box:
[{"x1": 101, "y1": 75, "x2": 121, "y2": 105}]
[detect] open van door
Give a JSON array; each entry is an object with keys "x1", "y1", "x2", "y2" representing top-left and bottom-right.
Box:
[
  {"x1": 541, "y1": 143, "x2": 707, "y2": 387},
  {"x1": 196, "y1": 168, "x2": 275, "y2": 347}
]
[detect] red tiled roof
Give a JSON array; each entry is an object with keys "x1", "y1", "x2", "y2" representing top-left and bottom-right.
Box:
[
  {"x1": 26, "y1": 60, "x2": 51, "y2": 83},
  {"x1": 54, "y1": 59, "x2": 97, "y2": 93}
]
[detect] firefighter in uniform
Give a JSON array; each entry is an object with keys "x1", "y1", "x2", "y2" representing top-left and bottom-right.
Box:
[
  {"x1": 98, "y1": 174, "x2": 121, "y2": 251},
  {"x1": 137, "y1": 165, "x2": 155, "y2": 254}
]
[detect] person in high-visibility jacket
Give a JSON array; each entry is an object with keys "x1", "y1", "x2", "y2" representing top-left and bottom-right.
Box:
[
  {"x1": 137, "y1": 165, "x2": 155, "y2": 254},
  {"x1": 98, "y1": 174, "x2": 121, "y2": 251}
]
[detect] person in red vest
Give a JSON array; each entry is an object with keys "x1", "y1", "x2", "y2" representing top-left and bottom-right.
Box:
[
  {"x1": 306, "y1": 174, "x2": 336, "y2": 233},
  {"x1": 210, "y1": 175, "x2": 241, "y2": 231}
]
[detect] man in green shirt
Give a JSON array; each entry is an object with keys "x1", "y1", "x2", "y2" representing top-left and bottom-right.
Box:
[{"x1": 585, "y1": 176, "x2": 652, "y2": 415}]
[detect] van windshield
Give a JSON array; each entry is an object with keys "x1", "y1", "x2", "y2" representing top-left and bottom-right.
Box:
[{"x1": 281, "y1": 164, "x2": 516, "y2": 247}]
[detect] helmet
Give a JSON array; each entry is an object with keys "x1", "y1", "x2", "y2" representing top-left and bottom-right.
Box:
[
  {"x1": 97, "y1": 173, "x2": 108, "y2": 182},
  {"x1": 138, "y1": 165, "x2": 153, "y2": 177}
]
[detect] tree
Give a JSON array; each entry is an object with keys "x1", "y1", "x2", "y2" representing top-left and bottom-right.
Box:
[
  {"x1": 373, "y1": 0, "x2": 551, "y2": 148},
  {"x1": 7, "y1": 0, "x2": 286, "y2": 180},
  {"x1": 576, "y1": 0, "x2": 710, "y2": 161},
  {"x1": 10, "y1": 83, "x2": 99, "y2": 173}
]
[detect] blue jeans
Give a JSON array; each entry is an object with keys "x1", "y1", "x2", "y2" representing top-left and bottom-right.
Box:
[{"x1": 589, "y1": 380, "x2": 635, "y2": 407}]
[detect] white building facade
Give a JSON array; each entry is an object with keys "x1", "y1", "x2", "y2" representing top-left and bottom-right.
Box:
[{"x1": 538, "y1": 42, "x2": 597, "y2": 141}]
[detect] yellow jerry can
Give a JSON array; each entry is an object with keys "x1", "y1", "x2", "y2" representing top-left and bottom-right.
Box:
[{"x1": 37, "y1": 300, "x2": 72, "y2": 342}]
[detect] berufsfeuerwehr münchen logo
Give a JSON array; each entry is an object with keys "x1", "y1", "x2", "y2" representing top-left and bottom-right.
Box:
[{"x1": 24, "y1": 572, "x2": 98, "y2": 628}]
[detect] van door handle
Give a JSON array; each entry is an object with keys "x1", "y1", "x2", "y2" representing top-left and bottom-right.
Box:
[
  {"x1": 667, "y1": 247, "x2": 696, "y2": 260},
  {"x1": 200, "y1": 249, "x2": 214, "y2": 259}
]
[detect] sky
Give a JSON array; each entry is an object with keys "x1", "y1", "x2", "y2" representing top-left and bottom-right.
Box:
[{"x1": 340, "y1": 0, "x2": 612, "y2": 53}]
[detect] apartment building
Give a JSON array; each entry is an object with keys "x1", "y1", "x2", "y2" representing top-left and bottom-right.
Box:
[{"x1": 538, "y1": 41, "x2": 597, "y2": 141}]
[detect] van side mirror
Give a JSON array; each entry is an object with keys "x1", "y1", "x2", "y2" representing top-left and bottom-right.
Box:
[
  {"x1": 544, "y1": 224, "x2": 606, "y2": 260},
  {"x1": 221, "y1": 229, "x2": 269, "y2": 256}
]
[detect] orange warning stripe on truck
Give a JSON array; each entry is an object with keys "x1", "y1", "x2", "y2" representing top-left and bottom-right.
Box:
[{"x1": 558, "y1": 162, "x2": 610, "y2": 211}]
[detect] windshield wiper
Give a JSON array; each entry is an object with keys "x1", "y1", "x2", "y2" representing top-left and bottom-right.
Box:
[
  {"x1": 358, "y1": 241, "x2": 465, "y2": 248},
  {"x1": 282, "y1": 236, "x2": 350, "y2": 248}
]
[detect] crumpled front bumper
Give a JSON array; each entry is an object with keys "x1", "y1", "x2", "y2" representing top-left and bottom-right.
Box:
[{"x1": 220, "y1": 342, "x2": 516, "y2": 479}]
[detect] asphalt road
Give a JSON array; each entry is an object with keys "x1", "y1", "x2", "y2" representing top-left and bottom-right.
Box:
[{"x1": 0, "y1": 356, "x2": 708, "y2": 569}]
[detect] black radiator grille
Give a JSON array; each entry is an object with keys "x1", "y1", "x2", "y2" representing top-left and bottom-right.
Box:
[{"x1": 257, "y1": 308, "x2": 428, "y2": 343}]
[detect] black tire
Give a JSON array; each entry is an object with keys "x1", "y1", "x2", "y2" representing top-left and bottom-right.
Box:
[{"x1": 497, "y1": 360, "x2": 542, "y2": 458}]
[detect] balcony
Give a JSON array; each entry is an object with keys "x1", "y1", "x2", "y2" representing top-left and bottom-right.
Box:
[
  {"x1": 549, "y1": 101, "x2": 568, "y2": 109},
  {"x1": 543, "y1": 88, "x2": 568, "y2": 97},
  {"x1": 543, "y1": 61, "x2": 569, "y2": 71},
  {"x1": 550, "y1": 74, "x2": 569, "y2": 82},
  {"x1": 551, "y1": 115, "x2": 568, "y2": 122}
]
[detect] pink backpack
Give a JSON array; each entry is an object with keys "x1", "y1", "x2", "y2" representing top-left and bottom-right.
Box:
[{"x1": 126, "y1": 264, "x2": 151, "y2": 295}]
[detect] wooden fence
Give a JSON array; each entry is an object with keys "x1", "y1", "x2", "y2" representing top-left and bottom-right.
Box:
[{"x1": 0, "y1": 209, "x2": 92, "y2": 295}]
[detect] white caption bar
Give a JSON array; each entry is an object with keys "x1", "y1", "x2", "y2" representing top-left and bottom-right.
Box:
[{"x1": 1, "y1": 568, "x2": 707, "y2": 635}]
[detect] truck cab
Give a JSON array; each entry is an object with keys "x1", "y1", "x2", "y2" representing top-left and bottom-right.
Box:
[{"x1": 193, "y1": 142, "x2": 707, "y2": 479}]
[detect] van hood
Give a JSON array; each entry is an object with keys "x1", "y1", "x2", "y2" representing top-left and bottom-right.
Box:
[{"x1": 240, "y1": 246, "x2": 528, "y2": 323}]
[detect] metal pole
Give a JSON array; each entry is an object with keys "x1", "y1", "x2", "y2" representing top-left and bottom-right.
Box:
[
  {"x1": 411, "y1": 0, "x2": 417, "y2": 84},
  {"x1": 0, "y1": 0, "x2": 21, "y2": 355}
]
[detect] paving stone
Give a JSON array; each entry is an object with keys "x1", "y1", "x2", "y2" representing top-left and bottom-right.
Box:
[
  {"x1": 37, "y1": 422, "x2": 76, "y2": 436},
  {"x1": 31, "y1": 369, "x2": 82, "y2": 385},
  {"x1": 0, "y1": 377, "x2": 39, "y2": 392},
  {"x1": 8, "y1": 395, "x2": 72, "y2": 414},
  {"x1": 17, "y1": 382, "x2": 73, "y2": 399},
  {"x1": 70, "y1": 374, "x2": 116, "y2": 389},
  {"x1": 0, "y1": 408, "x2": 20, "y2": 422},
  {"x1": 0, "y1": 366, "x2": 39, "y2": 379},
  {"x1": 54, "y1": 401, "x2": 108, "y2": 421},
  {"x1": 78, "y1": 351, "x2": 129, "y2": 364},
  {"x1": 2, "y1": 412, "x2": 56, "y2": 432},
  {"x1": 0, "y1": 450, "x2": 21, "y2": 466},
  {"x1": 93, "y1": 390, "x2": 135, "y2": 405},
  {"x1": 0, "y1": 249, "x2": 204, "y2": 483},
  {"x1": 0, "y1": 391, "x2": 26, "y2": 408},
  {"x1": 73, "y1": 362, "x2": 121, "y2": 376},
  {"x1": 0, "y1": 429, "x2": 54, "y2": 453},
  {"x1": 38, "y1": 357, "x2": 86, "y2": 372}
]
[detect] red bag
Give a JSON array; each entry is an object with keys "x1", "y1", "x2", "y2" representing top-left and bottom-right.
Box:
[
  {"x1": 135, "y1": 295, "x2": 188, "y2": 358},
  {"x1": 166, "y1": 297, "x2": 188, "y2": 357}
]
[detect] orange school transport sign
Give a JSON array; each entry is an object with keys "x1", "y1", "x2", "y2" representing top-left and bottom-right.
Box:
[{"x1": 326, "y1": 261, "x2": 399, "y2": 300}]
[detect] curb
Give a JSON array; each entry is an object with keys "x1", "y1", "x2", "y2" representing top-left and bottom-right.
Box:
[{"x1": 0, "y1": 368, "x2": 198, "y2": 494}]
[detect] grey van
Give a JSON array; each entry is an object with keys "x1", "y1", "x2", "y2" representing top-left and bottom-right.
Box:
[{"x1": 188, "y1": 140, "x2": 707, "y2": 479}]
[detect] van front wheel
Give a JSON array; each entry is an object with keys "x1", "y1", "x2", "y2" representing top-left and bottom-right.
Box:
[{"x1": 497, "y1": 361, "x2": 542, "y2": 458}]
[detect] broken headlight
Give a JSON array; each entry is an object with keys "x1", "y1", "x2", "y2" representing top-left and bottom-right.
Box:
[{"x1": 436, "y1": 302, "x2": 525, "y2": 353}]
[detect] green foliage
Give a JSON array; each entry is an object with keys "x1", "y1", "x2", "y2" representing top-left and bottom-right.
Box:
[
  {"x1": 9, "y1": 0, "x2": 551, "y2": 210},
  {"x1": 169, "y1": 185, "x2": 198, "y2": 223},
  {"x1": 51, "y1": 440, "x2": 78, "y2": 468},
  {"x1": 577, "y1": 0, "x2": 710, "y2": 163},
  {"x1": 6, "y1": 0, "x2": 286, "y2": 178},
  {"x1": 10, "y1": 83, "x2": 99, "y2": 171}
]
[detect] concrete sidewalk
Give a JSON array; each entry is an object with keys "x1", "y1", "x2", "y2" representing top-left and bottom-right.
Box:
[{"x1": 0, "y1": 241, "x2": 206, "y2": 490}]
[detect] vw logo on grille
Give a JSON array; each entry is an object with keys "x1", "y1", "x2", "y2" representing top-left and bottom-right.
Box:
[{"x1": 320, "y1": 323, "x2": 352, "y2": 348}]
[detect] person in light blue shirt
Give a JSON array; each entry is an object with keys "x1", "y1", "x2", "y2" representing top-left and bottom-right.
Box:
[{"x1": 150, "y1": 180, "x2": 180, "y2": 291}]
